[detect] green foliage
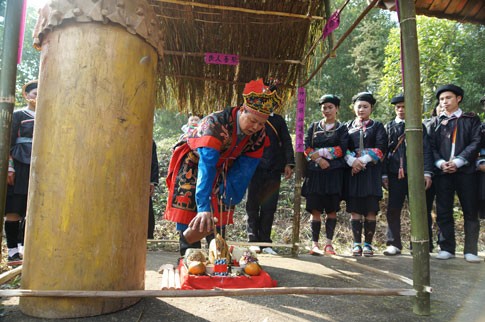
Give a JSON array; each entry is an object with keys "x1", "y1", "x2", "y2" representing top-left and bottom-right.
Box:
[
  {"x1": 304, "y1": 5, "x2": 394, "y2": 124},
  {"x1": 153, "y1": 109, "x2": 190, "y2": 142},
  {"x1": 379, "y1": 16, "x2": 485, "y2": 116}
]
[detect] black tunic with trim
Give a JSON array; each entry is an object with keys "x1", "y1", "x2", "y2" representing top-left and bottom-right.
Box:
[
  {"x1": 302, "y1": 121, "x2": 349, "y2": 197},
  {"x1": 344, "y1": 119, "x2": 387, "y2": 199}
]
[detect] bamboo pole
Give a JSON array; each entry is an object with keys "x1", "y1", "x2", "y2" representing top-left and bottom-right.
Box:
[
  {"x1": 397, "y1": 0, "x2": 431, "y2": 316},
  {"x1": 0, "y1": 0, "x2": 23, "y2": 260},
  {"x1": 0, "y1": 287, "x2": 416, "y2": 298},
  {"x1": 323, "y1": 0, "x2": 336, "y2": 57},
  {"x1": 0, "y1": 266, "x2": 22, "y2": 285},
  {"x1": 292, "y1": 75, "x2": 306, "y2": 256},
  {"x1": 156, "y1": 0, "x2": 324, "y2": 20}
]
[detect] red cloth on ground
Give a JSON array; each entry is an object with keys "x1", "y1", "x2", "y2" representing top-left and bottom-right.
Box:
[{"x1": 179, "y1": 260, "x2": 277, "y2": 290}]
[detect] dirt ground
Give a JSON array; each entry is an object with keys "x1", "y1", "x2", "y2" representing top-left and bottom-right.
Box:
[{"x1": 2, "y1": 248, "x2": 485, "y2": 322}]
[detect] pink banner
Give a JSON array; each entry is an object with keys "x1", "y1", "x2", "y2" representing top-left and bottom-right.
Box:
[
  {"x1": 17, "y1": 0, "x2": 27, "y2": 65},
  {"x1": 204, "y1": 53, "x2": 239, "y2": 65},
  {"x1": 322, "y1": 10, "x2": 340, "y2": 40},
  {"x1": 295, "y1": 88, "x2": 306, "y2": 153}
]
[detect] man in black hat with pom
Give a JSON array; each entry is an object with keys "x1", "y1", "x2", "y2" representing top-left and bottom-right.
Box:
[
  {"x1": 382, "y1": 93, "x2": 434, "y2": 256},
  {"x1": 428, "y1": 84, "x2": 481, "y2": 263}
]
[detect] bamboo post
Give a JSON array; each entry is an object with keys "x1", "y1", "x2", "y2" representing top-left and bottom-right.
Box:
[
  {"x1": 323, "y1": 0, "x2": 336, "y2": 57},
  {"x1": 19, "y1": 0, "x2": 163, "y2": 319},
  {"x1": 292, "y1": 83, "x2": 306, "y2": 256},
  {"x1": 0, "y1": 0, "x2": 23, "y2": 259},
  {"x1": 397, "y1": 0, "x2": 431, "y2": 316}
]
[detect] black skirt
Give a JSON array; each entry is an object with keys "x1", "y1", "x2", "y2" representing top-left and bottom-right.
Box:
[
  {"x1": 302, "y1": 167, "x2": 344, "y2": 198},
  {"x1": 344, "y1": 163, "x2": 383, "y2": 199}
]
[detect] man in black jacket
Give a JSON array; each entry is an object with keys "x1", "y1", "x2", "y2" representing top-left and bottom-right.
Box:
[
  {"x1": 428, "y1": 84, "x2": 481, "y2": 262},
  {"x1": 246, "y1": 113, "x2": 295, "y2": 254},
  {"x1": 382, "y1": 94, "x2": 434, "y2": 256}
]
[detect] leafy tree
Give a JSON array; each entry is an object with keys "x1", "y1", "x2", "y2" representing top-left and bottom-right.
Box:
[
  {"x1": 379, "y1": 16, "x2": 485, "y2": 116},
  {"x1": 304, "y1": 5, "x2": 393, "y2": 125}
]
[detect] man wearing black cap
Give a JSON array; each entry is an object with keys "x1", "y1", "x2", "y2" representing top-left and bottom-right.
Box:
[
  {"x1": 428, "y1": 84, "x2": 481, "y2": 263},
  {"x1": 5, "y1": 80, "x2": 38, "y2": 265},
  {"x1": 382, "y1": 94, "x2": 434, "y2": 255}
]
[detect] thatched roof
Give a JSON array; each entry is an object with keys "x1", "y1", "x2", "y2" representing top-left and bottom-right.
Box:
[
  {"x1": 378, "y1": 0, "x2": 485, "y2": 25},
  {"x1": 149, "y1": 0, "x2": 325, "y2": 115}
]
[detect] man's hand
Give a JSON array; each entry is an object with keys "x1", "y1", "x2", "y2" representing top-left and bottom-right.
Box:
[
  {"x1": 149, "y1": 184, "x2": 156, "y2": 196},
  {"x1": 7, "y1": 171, "x2": 14, "y2": 186},
  {"x1": 424, "y1": 176, "x2": 432, "y2": 190},
  {"x1": 189, "y1": 211, "x2": 214, "y2": 233},
  {"x1": 441, "y1": 161, "x2": 457, "y2": 173}
]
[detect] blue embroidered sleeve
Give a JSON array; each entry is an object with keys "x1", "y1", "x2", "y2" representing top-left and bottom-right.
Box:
[
  {"x1": 220, "y1": 155, "x2": 260, "y2": 205},
  {"x1": 196, "y1": 147, "x2": 220, "y2": 212}
]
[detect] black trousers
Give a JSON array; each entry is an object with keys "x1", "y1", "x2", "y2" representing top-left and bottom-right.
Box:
[
  {"x1": 246, "y1": 169, "x2": 281, "y2": 243},
  {"x1": 386, "y1": 174, "x2": 434, "y2": 250},
  {"x1": 434, "y1": 173, "x2": 479, "y2": 255}
]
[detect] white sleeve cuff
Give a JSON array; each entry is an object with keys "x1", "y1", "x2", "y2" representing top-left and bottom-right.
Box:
[
  {"x1": 452, "y1": 158, "x2": 465, "y2": 168},
  {"x1": 359, "y1": 155, "x2": 372, "y2": 164},
  {"x1": 345, "y1": 155, "x2": 356, "y2": 167},
  {"x1": 435, "y1": 159, "x2": 446, "y2": 169}
]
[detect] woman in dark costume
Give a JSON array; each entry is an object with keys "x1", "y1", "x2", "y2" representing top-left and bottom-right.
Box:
[
  {"x1": 5, "y1": 80, "x2": 38, "y2": 265},
  {"x1": 303, "y1": 94, "x2": 348, "y2": 255},
  {"x1": 344, "y1": 92, "x2": 387, "y2": 257}
]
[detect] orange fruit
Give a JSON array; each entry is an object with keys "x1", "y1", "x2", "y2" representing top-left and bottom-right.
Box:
[
  {"x1": 244, "y1": 262, "x2": 261, "y2": 276},
  {"x1": 188, "y1": 261, "x2": 206, "y2": 275}
]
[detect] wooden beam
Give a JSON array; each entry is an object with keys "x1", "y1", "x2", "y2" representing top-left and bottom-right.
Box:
[
  {"x1": 164, "y1": 50, "x2": 303, "y2": 65},
  {"x1": 0, "y1": 287, "x2": 416, "y2": 298},
  {"x1": 156, "y1": 0, "x2": 324, "y2": 20},
  {"x1": 167, "y1": 74, "x2": 296, "y2": 89}
]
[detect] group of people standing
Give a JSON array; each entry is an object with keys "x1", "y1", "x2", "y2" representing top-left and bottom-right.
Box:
[
  {"x1": 163, "y1": 78, "x2": 484, "y2": 263},
  {"x1": 304, "y1": 84, "x2": 484, "y2": 263},
  {"x1": 7, "y1": 78, "x2": 482, "y2": 266}
]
